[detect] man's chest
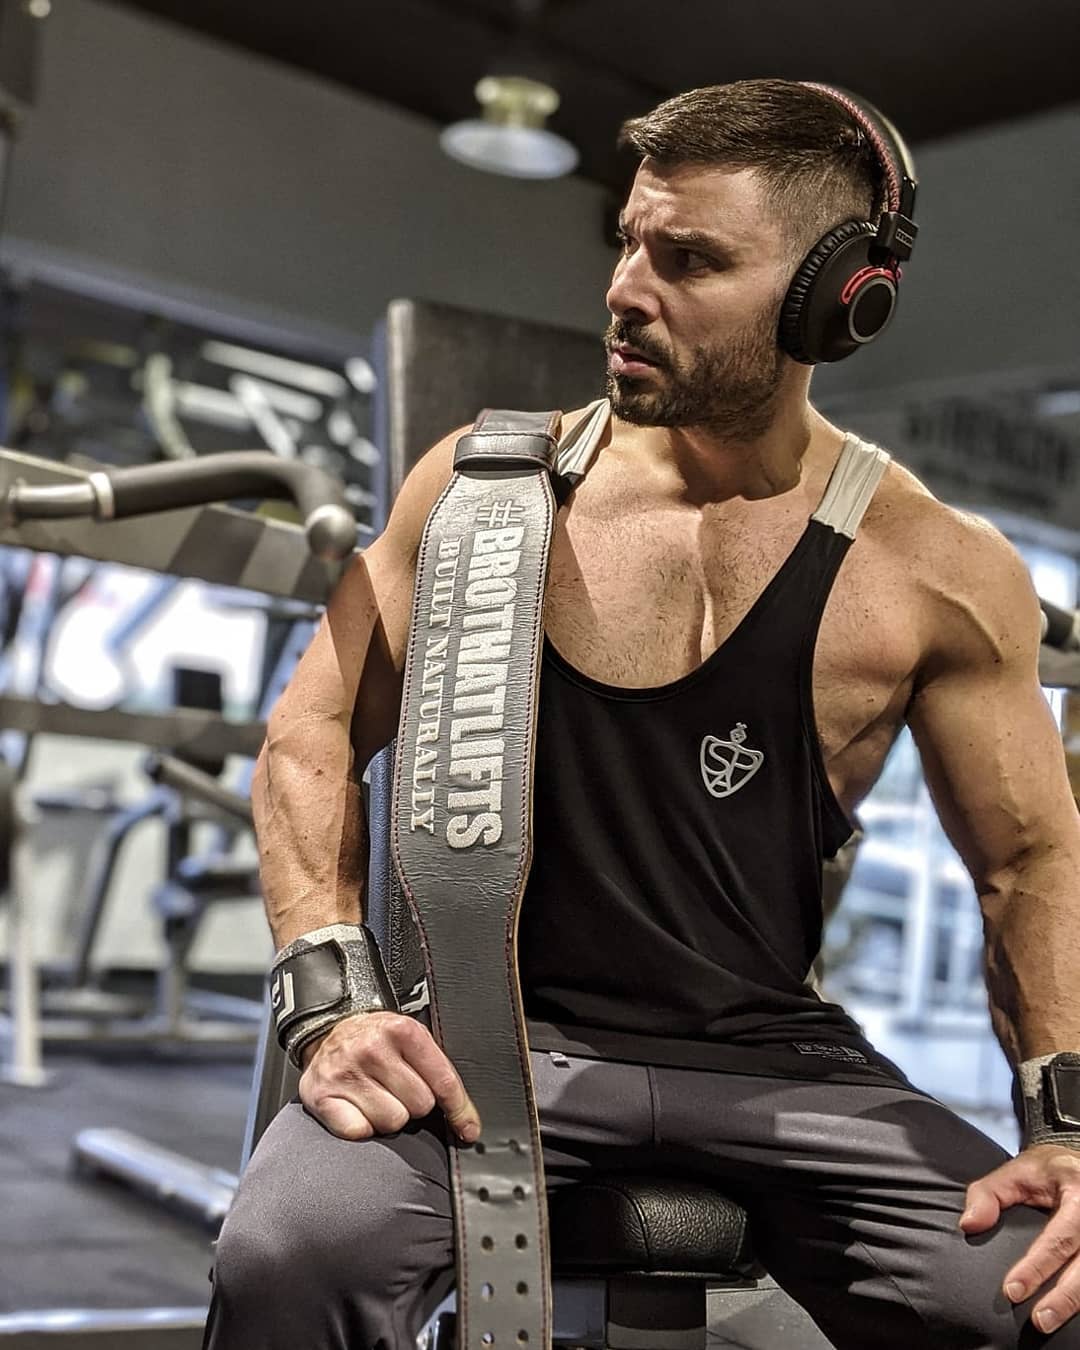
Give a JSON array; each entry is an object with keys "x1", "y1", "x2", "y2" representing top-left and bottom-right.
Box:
[{"x1": 544, "y1": 499, "x2": 920, "y2": 809}]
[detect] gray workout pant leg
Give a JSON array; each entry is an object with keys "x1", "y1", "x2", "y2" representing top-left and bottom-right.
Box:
[
  {"x1": 204, "y1": 1097, "x2": 455, "y2": 1350},
  {"x1": 203, "y1": 1050, "x2": 656, "y2": 1350},
  {"x1": 206, "y1": 1052, "x2": 1080, "y2": 1350},
  {"x1": 652, "y1": 1065, "x2": 1080, "y2": 1349}
]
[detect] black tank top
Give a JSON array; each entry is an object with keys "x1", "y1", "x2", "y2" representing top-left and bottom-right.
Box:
[{"x1": 520, "y1": 427, "x2": 909, "y2": 1084}]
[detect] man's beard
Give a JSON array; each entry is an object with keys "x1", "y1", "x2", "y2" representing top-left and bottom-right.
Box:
[{"x1": 604, "y1": 300, "x2": 786, "y2": 440}]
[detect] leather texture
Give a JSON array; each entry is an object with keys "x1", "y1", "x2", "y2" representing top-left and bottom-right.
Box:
[
  {"x1": 455, "y1": 412, "x2": 560, "y2": 471},
  {"x1": 392, "y1": 412, "x2": 559, "y2": 1350},
  {"x1": 779, "y1": 219, "x2": 880, "y2": 365},
  {"x1": 365, "y1": 741, "x2": 427, "y2": 1002},
  {"x1": 454, "y1": 431, "x2": 557, "y2": 469},
  {"x1": 548, "y1": 1175, "x2": 759, "y2": 1279},
  {"x1": 368, "y1": 296, "x2": 609, "y2": 1006}
]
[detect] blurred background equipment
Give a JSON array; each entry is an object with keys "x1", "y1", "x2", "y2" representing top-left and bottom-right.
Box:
[
  {"x1": 3, "y1": 282, "x2": 382, "y2": 528},
  {"x1": 0, "y1": 438, "x2": 364, "y2": 1344}
]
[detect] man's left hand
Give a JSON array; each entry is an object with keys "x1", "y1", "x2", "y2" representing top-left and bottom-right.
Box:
[{"x1": 960, "y1": 1144, "x2": 1080, "y2": 1335}]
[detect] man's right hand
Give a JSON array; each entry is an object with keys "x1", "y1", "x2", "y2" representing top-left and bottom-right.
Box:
[{"x1": 298, "y1": 1010, "x2": 482, "y2": 1144}]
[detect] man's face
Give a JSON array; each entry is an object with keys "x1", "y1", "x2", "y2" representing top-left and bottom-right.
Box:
[{"x1": 604, "y1": 159, "x2": 795, "y2": 437}]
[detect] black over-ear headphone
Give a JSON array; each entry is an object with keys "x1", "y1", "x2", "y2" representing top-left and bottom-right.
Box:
[{"x1": 778, "y1": 83, "x2": 919, "y2": 365}]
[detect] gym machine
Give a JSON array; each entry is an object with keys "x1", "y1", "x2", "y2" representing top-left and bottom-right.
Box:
[
  {"x1": 0, "y1": 444, "x2": 358, "y2": 1347},
  {"x1": 0, "y1": 447, "x2": 358, "y2": 1050},
  {"x1": 71, "y1": 749, "x2": 260, "y2": 1229},
  {"x1": 0, "y1": 693, "x2": 267, "y2": 1055}
]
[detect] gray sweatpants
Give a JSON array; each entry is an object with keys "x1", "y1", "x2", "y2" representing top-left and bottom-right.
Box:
[{"x1": 204, "y1": 1048, "x2": 1078, "y2": 1349}]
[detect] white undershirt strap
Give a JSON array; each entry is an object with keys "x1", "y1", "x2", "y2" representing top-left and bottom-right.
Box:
[
  {"x1": 555, "y1": 397, "x2": 611, "y2": 481},
  {"x1": 554, "y1": 404, "x2": 889, "y2": 542},
  {"x1": 811, "y1": 434, "x2": 891, "y2": 540}
]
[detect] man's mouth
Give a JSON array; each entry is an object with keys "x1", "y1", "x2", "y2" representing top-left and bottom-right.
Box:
[{"x1": 609, "y1": 345, "x2": 662, "y2": 375}]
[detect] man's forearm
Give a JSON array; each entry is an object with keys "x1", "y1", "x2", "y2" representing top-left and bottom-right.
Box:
[
  {"x1": 981, "y1": 848, "x2": 1080, "y2": 1065},
  {"x1": 252, "y1": 710, "x2": 369, "y2": 950}
]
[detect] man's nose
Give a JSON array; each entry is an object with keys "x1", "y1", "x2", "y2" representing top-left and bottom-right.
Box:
[{"x1": 605, "y1": 253, "x2": 660, "y2": 326}]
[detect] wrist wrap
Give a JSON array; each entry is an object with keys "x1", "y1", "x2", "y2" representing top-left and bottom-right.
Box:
[
  {"x1": 1018, "y1": 1052, "x2": 1080, "y2": 1151},
  {"x1": 270, "y1": 923, "x2": 399, "y2": 1069}
]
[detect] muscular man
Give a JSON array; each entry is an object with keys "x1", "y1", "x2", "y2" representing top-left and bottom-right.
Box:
[{"x1": 205, "y1": 80, "x2": 1080, "y2": 1348}]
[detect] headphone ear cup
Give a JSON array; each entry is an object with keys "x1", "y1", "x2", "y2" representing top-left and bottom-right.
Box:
[{"x1": 779, "y1": 220, "x2": 897, "y2": 365}]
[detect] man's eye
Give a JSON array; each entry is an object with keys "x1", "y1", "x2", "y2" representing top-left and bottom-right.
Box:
[
  {"x1": 616, "y1": 231, "x2": 633, "y2": 255},
  {"x1": 675, "y1": 248, "x2": 713, "y2": 271}
]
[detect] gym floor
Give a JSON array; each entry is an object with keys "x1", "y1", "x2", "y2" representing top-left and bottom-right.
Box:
[{"x1": 0, "y1": 1047, "x2": 251, "y2": 1317}]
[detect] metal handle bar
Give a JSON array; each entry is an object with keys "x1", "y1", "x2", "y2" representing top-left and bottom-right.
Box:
[
  {"x1": 3, "y1": 451, "x2": 356, "y2": 561},
  {"x1": 143, "y1": 752, "x2": 254, "y2": 826},
  {"x1": 1040, "y1": 597, "x2": 1080, "y2": 652}
]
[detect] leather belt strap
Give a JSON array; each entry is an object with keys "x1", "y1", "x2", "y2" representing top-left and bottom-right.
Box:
[{"x1": 392, "y1": 408, "x2": 560, "y2": 1350}]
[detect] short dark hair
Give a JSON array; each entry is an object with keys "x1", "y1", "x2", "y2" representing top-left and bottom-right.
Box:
[{"x1": 618, "y1": 79, "x2": 884, "y2": 259}]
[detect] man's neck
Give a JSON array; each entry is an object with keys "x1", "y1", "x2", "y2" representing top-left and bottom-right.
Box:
[{"x1": 612, "y1": 400, "x2": 840, "y2": 508}]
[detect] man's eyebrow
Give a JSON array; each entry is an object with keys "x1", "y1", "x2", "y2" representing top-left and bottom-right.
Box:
[
  {"x1": 616, "y1": 215, "x2": 738, "y2": 258},
  {"x1": 663, "y1": 228, "x2": 738, "y2": 257}
]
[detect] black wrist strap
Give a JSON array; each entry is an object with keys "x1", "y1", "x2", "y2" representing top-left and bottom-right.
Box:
[
  {"x1": 1018, "y1": 1052, "x2": 1080, "y2": 1150},
  {"x1": 270, "y1": 923, "x2": 399, "y2": 1068}
]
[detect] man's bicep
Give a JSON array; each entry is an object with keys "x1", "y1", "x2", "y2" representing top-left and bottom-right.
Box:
[
  {"x1": 906, "y1": 528, "x2": 1076, "y2": 891},
  {"x1": 270, "y1": 429, "x2": 462, "y2": 768},
  {"x1": 262, "y1": 545, "x2": 401, "y2": 771},
  {"x1": 909, "y1": 658, "x2": 1073, "y2": 888}
]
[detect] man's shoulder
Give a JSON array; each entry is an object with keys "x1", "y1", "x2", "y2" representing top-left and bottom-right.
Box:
[
  {"x1": 865, "y1": 449, "x2": 1039, "y2": 666},
  {"x1": 867, "y1": 451, "x2": 1018, "y2": 576}
]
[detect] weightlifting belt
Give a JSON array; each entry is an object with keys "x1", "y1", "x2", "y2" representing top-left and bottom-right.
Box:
[{"x1": 391, "y1": 408, "x2": 562, "y2": 1350}]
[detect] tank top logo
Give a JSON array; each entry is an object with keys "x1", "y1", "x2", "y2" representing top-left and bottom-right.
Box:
[{"x1": 700, "y1": 723, "x2": 764, "y2": 799}]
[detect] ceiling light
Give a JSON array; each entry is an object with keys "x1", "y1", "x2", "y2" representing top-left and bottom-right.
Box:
[{"x1": 441, "y1": 75, "x2": 579, "y2": 180}]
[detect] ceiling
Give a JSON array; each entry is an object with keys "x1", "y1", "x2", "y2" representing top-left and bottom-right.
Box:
[{"x1": 107, "y1": 0, "x2": 1079, "y2": 193}]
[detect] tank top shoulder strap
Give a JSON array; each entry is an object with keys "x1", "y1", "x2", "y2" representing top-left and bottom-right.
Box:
[
  {"x1": 810, "y1": 433, "x2": 891, "y2": 540},
  {"x1": 554, "y1": 398, "x2": 611, "y2": 502},
  {"x1": 552, "y1": 407, "x2": 890, "y2": 539}
]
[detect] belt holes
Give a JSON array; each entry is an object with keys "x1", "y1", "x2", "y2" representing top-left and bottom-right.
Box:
[
  {"x1": 474, "y1": 1141, "x2": 486, "y2": 1155},
  {"x1": 481, "y1": 1334, "x2": 494, "y2": 1346},
  {"x1": 481, "y1": 1235, "x2": 494, "y2": 1251},
  {"x1": 477, "y1": 1186, "x2": 490, "y2": 1202},
  {"x1": 516, "y1": 1282, "x2": 528, "y2": 1296},
  {"x1": 515, "y1": 1234, "x2": 528, "y2": 1249},
  {"x1": 481, "y1": 1282, "x2": 494, "y2": 1300},
  {"x1": 508, "y1": 1138, "x2": 523, "y2": 1154},
  {"x1": 512, "y1": 1185, "x2": 526, "y2": 1201},
  {"x1": 517, "y1": 1332, "x2": 529, "y2": 1344}
]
